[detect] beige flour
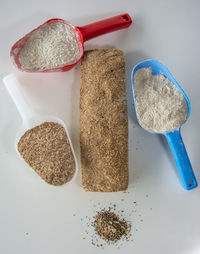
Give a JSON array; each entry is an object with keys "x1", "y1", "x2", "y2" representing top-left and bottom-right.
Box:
[
  {"x1": 19, "y1": 22, "x2": 80, "y2": 70},
  {"x1": 134, "y1": 68, "x2": 188, "y2": 132}
]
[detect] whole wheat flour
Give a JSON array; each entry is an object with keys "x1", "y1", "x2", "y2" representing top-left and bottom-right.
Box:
[
  {"x1": 134, "y1": 68, "x2": 188, "y2": 132},
  {"x1": 17, "y1": 122, "x2": 76, "y2": 185},
  {"x1": 19, "y1": 22, "x2": 80, "y2": 70}
]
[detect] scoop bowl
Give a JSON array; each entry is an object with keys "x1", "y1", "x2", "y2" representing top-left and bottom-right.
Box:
[{"x1": 10, "y1": 19, "x2": 84, "y2": 73}]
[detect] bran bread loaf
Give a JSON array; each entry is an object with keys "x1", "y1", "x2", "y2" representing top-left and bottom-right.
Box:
[{"x1": 80, "y1": 49, "x2": 128, "y2": 192}]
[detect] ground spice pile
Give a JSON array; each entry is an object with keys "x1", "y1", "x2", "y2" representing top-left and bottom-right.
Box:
[
  {"x1": 17, "y1": 122, "x2": 75, "y2": 185},
  {"x1": 93, "y1": 209, "x2": 131, "y2": 242}
]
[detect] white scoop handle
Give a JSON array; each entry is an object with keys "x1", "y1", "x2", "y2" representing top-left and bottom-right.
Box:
[{"x1": 3, "y1": 74, "x2": 35, "y2": 124}]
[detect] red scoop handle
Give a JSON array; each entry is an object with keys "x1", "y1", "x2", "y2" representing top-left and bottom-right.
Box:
[{"x1": 77, "y1": 13, "x2": 132, "y2": 41}]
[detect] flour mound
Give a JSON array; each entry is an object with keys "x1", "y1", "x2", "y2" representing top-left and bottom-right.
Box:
[
  {"x1": 19, "y1": 22, "x2": 80, "y2": 70},
  {"x1": 134, "y1": 68, "x2": 188, "y2": 132}
]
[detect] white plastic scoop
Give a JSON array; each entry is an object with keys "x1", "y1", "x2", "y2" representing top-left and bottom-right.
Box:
[{"x1": 3, "y1": 74, "x2": 78, "y2": 183}]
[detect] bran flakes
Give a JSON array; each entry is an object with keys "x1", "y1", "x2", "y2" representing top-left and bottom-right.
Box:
[{"x1": 18, "y1": 122, "x2": 75, "y2": 185}]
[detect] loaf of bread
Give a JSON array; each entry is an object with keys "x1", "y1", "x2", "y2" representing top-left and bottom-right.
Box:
[{"x1": 80, "y1": 49, "x2": 128, "y2": 192}]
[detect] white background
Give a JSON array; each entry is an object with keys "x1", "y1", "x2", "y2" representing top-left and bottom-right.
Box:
[{"x1": 0, "y1": 0, "x2": 200, "y2": 253}]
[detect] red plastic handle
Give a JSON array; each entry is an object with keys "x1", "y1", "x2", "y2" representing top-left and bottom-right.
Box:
[{"x1": 77, "y1": 13, "x2": 132, "y2": 41}]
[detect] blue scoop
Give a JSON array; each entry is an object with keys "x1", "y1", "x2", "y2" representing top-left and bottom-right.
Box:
[{"x1": 131, "y1": 59, "x2": 197, "y2": 190}]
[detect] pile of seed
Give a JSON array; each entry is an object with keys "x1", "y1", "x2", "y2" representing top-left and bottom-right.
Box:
[
  {"x1": 93, "y1": 209, "x2": 131, "y2": 242},
  {"x1": 17, "y1": 122, "x2": 76, "y2": 185}
]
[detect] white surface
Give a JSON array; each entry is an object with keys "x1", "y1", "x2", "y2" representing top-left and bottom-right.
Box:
[{"x1": 0, "y1": 0, "x2": 200, "y2": 253}]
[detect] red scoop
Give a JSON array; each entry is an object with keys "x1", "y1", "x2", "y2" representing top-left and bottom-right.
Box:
[{"x1": 10, "y1": 13, "x2": 132, "y2": 72}]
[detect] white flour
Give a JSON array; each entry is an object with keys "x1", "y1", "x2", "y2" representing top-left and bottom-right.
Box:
[
  {"x1": 134, "y1": 68, "x2": 188, "y2": 132},
  {"x1": 19, "y1": 22, "x2": 80, "y2": 70}
]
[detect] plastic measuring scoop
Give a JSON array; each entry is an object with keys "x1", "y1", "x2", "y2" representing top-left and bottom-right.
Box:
[
  {"x1": 131, "y1": 59, "x2": 198, "y2": 190},
  {"x1": 10, "y1": 13, "x2": 132, "y2": 73},
  {"x1": 3, "y1": 74, "x2": 78, "y2": 183}
]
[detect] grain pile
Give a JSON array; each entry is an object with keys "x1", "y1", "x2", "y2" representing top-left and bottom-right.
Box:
[
  {"x1": 80, "y1": 49, "x2": 128, "y2": 192},
  {"x1": 18, "y1": 122, "x2": 75, "y2": 185},
  {"x1": 93, "y1": 209, "x2": 131, "y2": 242}
]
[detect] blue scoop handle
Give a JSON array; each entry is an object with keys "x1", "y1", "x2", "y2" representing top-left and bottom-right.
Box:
[{"x1": 165, "y1": 129, "x2": 197, "y2": 190}]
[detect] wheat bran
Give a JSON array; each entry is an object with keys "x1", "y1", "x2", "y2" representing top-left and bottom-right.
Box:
[
  {"x1": 17, "y1": 122, "x2": 75, "y2": 185},
  {"x1": 80, "y1": 49, "x2": 128, "y2": 192}
]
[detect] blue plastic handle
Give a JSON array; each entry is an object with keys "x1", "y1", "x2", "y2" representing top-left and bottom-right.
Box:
[{"x1": 165, "y1": 129, "x2": 197, "y2": 190}]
